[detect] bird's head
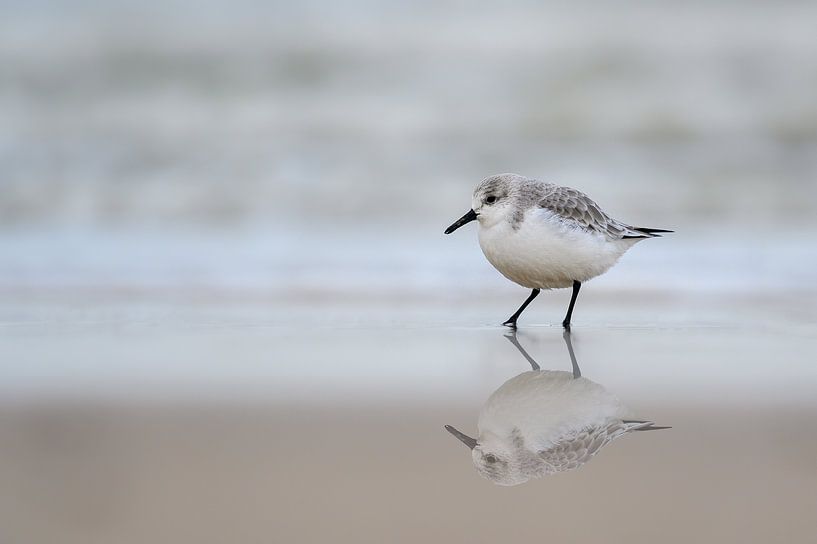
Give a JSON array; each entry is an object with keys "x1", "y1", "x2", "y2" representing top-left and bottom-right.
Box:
[
  {"x1": 444, "y1": 173, "x2": 528, "y2": 234},
  {"x1": 444, "y1": 424, "x2": 530, "y2": 486}
]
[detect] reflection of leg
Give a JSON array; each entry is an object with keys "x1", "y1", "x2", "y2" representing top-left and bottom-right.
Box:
[
  {"x1": 563, "y1": 329, "x2": 581, "y2": 378},
  {"x1": 562, "y1": 280, "x2": 582, "y2": 329},
  {"x1": 503, "y1": 289, "x2": 540, "y2": 328},
  {"x1": 503, "y1": 330, "x2": 540, "y2": 370}
]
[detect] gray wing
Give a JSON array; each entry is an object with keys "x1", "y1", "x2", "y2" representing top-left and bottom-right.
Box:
[
  {"x1": 539, "y1": 185, "x2": 642, "y2": 240},
  {"x1": 538, "y1": 421, "x2": 639, "y2": 473}
]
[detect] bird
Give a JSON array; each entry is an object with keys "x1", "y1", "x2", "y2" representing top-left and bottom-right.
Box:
[
  {"x1": 444, "y1": 173, "x2": 672, "y2": 328},
  {"x1": 444, "y1": 330, "x2": 668, "y2": 486}
]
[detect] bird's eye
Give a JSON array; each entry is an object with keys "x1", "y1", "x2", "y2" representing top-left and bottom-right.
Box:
[
  {"x1": 486, "y1": 196, "x2": 497, "y2": 204},
  {"x1": 485, "y1": 454, "x2": 498, "y2": 463}
]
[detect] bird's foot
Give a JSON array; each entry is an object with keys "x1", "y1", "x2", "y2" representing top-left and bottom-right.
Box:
[
  {"x1": 562, "y1": 320, "x2": 572, "y2": 330},
  {"x1": 502, "y1": 319, "x2": 518, "y2": 328}
]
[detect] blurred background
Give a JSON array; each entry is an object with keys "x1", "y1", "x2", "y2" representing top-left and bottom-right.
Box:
[
  {"x1": 1, "y1": 1, "x2": 816, "y2": 543},
  {"x1": 3, "y1": 0, "x2": 817, "y2": 299}
]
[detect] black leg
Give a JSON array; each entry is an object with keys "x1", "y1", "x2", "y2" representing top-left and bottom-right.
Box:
[
  {"x1": 503, "y1": 329, "x2": 540, "y2": 370},
  {"x1": 562, "y1": 280, "x2": 581, "y2": 329},
  {"x1": 502, "y1": 288, "x2": 540, "y2": 328},
  {"x1": 562, "y1": 328, "x2": 581, "y2": 378}
]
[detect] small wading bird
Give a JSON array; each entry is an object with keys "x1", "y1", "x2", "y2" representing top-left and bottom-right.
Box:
[
  {"x1": 444, "y1": 330, "x2": 669, "y2": 486},
  {"x1": 445, "y1": 174, "x2": 672, "y2": 328}
]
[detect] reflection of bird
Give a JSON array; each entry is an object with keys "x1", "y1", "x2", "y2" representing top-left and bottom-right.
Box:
[
  {"x1": 445, "y1": 331, "x2": 668, "y2": 486},
  {"x1": 444, "y1": 174, "x2": 671, "y2": 328}
]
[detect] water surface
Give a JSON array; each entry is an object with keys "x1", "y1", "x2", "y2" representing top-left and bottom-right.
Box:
[{"x1": 1, "y1": 297, "x2": 815, "y2": 543}]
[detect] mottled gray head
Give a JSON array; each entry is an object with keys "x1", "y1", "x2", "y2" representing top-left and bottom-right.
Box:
[
  {"x1": 444, "y1": 173, "x2": 538, "y2": 233},
  {"x1": 444, "y1": 424, "x2": 532, "y2": 486},
  {"x1": 471, "y1": 445, "x2": 529, "y2": 486},
  {"x1": 471, "y1": 174, "x2": 539, "y2": 227}
]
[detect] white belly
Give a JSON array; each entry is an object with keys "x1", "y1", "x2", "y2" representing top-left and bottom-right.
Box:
[
  {"x1": 477, "y1": 209, "x2": 633, "y2": 289},
  {"x1": 478, "y1": 370, "x2": 632, "y2": 450}
]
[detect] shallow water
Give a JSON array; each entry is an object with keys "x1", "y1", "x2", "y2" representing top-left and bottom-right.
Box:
[{"x1": 1, "y1": 295, "x2": 815, "y2": 543}]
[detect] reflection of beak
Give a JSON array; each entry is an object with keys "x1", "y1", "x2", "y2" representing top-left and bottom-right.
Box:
[
  {"x1": 444, "y1": 425, "x2": 477, "y2": 449},
  {"x1": 444, "y1": 209, "x2": 478, "y2": 234}
]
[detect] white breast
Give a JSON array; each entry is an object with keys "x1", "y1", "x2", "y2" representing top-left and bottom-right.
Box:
[
  {"x1": 477, "y1": 208, "x2": 633, "y2": 289},
  {"x1": 477, "y1": 370, "x2": 631, "y2": 452}
]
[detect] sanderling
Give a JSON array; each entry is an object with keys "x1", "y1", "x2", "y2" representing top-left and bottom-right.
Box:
[
  {"x1": 445, "y1": 173, "x2": 672, "y2": 328},
  {"x1": 445, "y1": 330, "x2": 668, "y2": 486}
]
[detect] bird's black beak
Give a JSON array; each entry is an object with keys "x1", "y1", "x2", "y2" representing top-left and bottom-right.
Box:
[
  {"x1": 444, "y1": 209, "x2": 478, "y2": 234},
  {"x1": 444, "y1": 425, "x2": 477, "y2": 450}
]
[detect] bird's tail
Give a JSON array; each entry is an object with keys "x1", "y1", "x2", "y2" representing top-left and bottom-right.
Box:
[
  {"x1": 623, "y1": 420, "x2": 672, "y2": 431},
  {"x1": 622, "y1": 227, "x2": 674, "y2": 239}
]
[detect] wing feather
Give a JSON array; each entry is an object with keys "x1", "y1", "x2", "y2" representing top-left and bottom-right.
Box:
[
  {"x1": 538, "y1": 421, "x2": 635, "y2": 473},
  {"x1": 539, "y1": 186, "x2": 642, "y2": 240}
]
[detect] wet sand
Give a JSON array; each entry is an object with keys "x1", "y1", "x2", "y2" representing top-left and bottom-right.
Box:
[
  {"x1": 2, "y1": 405, "x2": 815, "y2": 544},
  {"x1": 1, "y1": 296, "x2": 815, "y2": 543}
]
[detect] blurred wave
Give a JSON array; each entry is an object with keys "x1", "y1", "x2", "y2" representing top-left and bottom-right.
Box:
[
  {"x1": 2, "y1": 1, "x2": 817, "y2": 229},
  {"x1": 1, "y1": 227, "x2": 815, "y2": 299}
]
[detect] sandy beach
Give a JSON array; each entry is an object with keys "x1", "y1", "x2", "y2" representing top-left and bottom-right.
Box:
[{"x1": 2, "y1": 291, "x2": 816, "y2": 543}]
